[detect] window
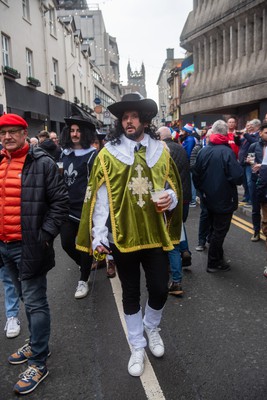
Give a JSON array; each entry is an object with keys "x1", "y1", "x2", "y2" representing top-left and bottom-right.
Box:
[
  {"x1": 26, "y1": 49, "x2": 33, "y2": 77},
  {"x1": 22, "y1": 0, "x2": 30, "y2": 21},
  {"x1": 49, "y1": 8, "x2": 56, "y2": 37},
  {"x1": 52, "y1": 58, "x2": 59, "y2": 86},
  {"x1": 80, "y1": 82, "x2": 82, "y2": 102},
  {"x1": 73, "y1": 74, "x2": 76, "y2": 96},
  {"x1": 2, "y1": 34, "x2": 10, "y2": 66}
]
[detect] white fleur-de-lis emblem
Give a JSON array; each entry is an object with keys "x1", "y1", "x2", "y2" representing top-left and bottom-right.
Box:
[
  {"x1": 64, "y1": 163, "x2": 78, "y2": 186},
  {"x1": 84, "y1": 186, "x2": 92, "y2": 203},
  {"x1": 128, "y1": 164, "x2": 153, "y2": 207}
]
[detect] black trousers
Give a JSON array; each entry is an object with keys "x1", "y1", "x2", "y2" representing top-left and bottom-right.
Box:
[
  {"x1": 60, "y1": 219, "x2": 93, "y2": 281},
  {"x1": 111, "y1": 245, "x2": 169, "y2": 315},
  {"x1": 207, "y1": 211, "x2": 233, "y2": 268}
]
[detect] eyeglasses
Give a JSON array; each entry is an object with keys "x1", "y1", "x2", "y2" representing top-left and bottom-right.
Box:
[{"x1": 0, "y1": 128, "x2": 23, "y2": 138}]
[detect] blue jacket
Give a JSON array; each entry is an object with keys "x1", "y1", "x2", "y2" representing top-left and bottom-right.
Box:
[{"x1": 182, "y1": 135, "x2": 195, "y2": 159}]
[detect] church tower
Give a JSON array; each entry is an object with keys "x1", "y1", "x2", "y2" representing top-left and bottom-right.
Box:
[{"x1": 127, "y1": 61, "x2": 147, "y2": 98}]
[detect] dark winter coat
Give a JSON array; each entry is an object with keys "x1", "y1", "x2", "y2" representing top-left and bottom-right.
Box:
[
  {"x1": 39, "y1": 139, "x2": 62, "y2": 161},
  {"x1": 192, "y1": 143, "x2": 243, "y2": 214},
  {"x1": 256, "y1": 163, "x2": 267, "y2": 203},
  {"x1": 247, "y1": 138, "x2": 266, "y2": 182},
  {"x1": 0, "y1": 146, "x2": 69, "y2": 280},
  {"x1": 163, "y1": 138, "x2": 192, "y2": 203},
  {"x1": 237, "y1": 132, "x2": 259, "y2": 165}
]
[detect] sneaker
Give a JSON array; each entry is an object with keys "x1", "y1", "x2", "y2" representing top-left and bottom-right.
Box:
[
  {"x1": 13, "y1": 365, "x2": 49, "y2": 395},
  {"x1": 106, "y1": 259, "x2": 116, "y2": 278},
  {"x1": 8, "y1": 342, "x2": 32, "y2": 364},
  {"x1": 206, "y1": 263, "x2": 231, "y2": 273},
  {"x1": 181, "y1": 250, "x2": 192, "y2": 267},
  {"x1": 9, "y1": 342, "x2": 51, "y2": 365},
  {"x1": 5, "y1": 317, "x2": 21, "y2": 339},
  {"x1": 251, "y1": 232, "x2": 260, "y2": 242},
  {"x1": 195, "y1": 244, "x2": 206, "y2": 251},
  {"x1": 74, "y1": 280, "x2": 89, "y2": 299},
  {"x1": 189, "y1": 202, "x2": 196, "y2": 208},
  {"x1": 263, "y1": 267, "x2": 267, "y2": 278},
  {"x1": 168, "y1": 282, "x2": 184, "y2": 296},
  {"x1": 144, "y1": 326, "x2": 164, "y2": 357},
  {"x1": 128, "y1": 347, "x2": 145, "y2": 377}
]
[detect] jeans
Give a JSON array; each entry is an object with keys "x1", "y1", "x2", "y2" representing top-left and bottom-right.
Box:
[
  {"x1": 0, "y1": 265, "x2": 20, "y2": 319},
  {"x1": 242, "y1": 165, "x2": 250, "y2": 202},
  {"x1": 168, "y1": 244, "x2": 182, "y2": 283},
  {"x1": 207, "y1": 212, "x2": 233, "y2": 268},
  {"x1": 245, "y1": 165, "x2": 253, "y2": 201},
  {"x1": 111, "y1": 246, "x2": 169, "y2": 315},
  {"x1": 251, "y1": 180, "x2": 261, "y2": 233},
  {"x1": 60, "y1": 219, "x2": 93, "y2": 282},
  {"x1": 0, "y1": 241, "x2": 50, "y2": 367},
  {"x1": 180, "y1": 203, "x2": 191, "y2": 254},
  {"x1": 190, "y1": 173, "x2": 196, "y2": 203}
]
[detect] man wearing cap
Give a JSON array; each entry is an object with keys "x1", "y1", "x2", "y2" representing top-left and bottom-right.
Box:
[
  {"x1": 77, "y1": 93, "x2": 182, "y2": 377},
  {"x1": 0, "y1": 113, "x2": 69, "y2": 395}
]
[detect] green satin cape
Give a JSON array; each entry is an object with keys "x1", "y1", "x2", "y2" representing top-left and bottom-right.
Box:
[{"x1": 76, "y1": 145, "x2": 183, "y2": 253}]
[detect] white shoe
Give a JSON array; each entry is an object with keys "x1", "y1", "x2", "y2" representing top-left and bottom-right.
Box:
[
  {"x1": 144, "y1": 326, "x2": 164, "y2": 357},
  {"x1": 128, "y1": 347, "x2": 145, "y2": 377},
  {"x1": 5, "y1": 317, "x2": 21, "y2": 338},
  {"x1": 74, "y1": 281, "x2": 89, "y2": 299}
]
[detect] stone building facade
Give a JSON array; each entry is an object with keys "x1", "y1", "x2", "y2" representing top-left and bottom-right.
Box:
[
  {"x1": 180, "y1": 0, "x2": 267, "y2": 125},
  {"x1": 0, "y1": 0, "x2": 120, "y2": 135}
]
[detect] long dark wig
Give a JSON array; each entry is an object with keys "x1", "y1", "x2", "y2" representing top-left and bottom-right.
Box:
[
  {"x1": 60, "y1": 124, "x2": 96, "y2": 149},
  {"x1": 106, "y1": 112, "x2": 159, "y2": 145}
]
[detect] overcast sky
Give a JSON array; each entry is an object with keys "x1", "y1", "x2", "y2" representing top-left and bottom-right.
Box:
[{"x1": 96, "y1": 0, "x2": 193, "y2": 104}]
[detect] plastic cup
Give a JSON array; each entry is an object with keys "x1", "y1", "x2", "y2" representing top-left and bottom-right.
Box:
[{"x1": 150, "y1": 188, "x2": 165, "y2": 212}]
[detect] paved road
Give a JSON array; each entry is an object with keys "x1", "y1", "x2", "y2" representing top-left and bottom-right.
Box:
[{"x1": 0, "y1": 205, "x2": 266, "y2": 400}]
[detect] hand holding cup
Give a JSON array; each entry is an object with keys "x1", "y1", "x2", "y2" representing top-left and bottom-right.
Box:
[{"x1": 150, "y1": 188, "x2": 171, "y2": 212}]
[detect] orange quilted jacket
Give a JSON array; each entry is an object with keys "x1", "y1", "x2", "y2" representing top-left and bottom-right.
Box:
[{"x1": 0, "y1": 143, "x2": 29, "y2": 242}]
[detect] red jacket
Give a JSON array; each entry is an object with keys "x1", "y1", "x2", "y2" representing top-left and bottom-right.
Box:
[{"x1": 227, "y1": 132, "x2": 239, "y2": 158}]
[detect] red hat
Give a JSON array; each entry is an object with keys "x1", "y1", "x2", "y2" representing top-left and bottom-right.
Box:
[{"x1": 0, "y1": 113, "x2": 28, "y2": 129}]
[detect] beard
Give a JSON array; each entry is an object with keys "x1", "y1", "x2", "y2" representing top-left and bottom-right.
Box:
[{"x1": 124, "y1": 125, "x2": 144, "y2": 141}]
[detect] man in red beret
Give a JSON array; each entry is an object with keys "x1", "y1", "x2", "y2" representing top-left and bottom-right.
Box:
[{"x1": 0, "y1": 113, "x2": 69, "y2": 395}]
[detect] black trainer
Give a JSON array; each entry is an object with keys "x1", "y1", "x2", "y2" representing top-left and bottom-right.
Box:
[{"x1": 206, "y1": 263, "x2": 231, "y2": 273}]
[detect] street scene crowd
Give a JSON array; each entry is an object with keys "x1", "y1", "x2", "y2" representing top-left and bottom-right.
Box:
[{"x1": 0, "y1": 93, "x2": 267, "y2": 396}]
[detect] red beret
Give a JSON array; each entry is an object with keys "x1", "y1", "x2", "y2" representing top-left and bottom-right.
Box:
[{"x1": 0, "y1": 113, "x2": 28, "y2": 129}]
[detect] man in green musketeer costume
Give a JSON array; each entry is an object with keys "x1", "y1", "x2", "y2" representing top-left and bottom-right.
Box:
[{"x1": 76, "y1": 92, "x2": 182, "y2": 377}]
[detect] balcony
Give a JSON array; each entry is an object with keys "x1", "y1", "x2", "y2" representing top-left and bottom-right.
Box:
[
  {"x1": 27, "y1": 76, "x2": 41, "y2": 88},
  {"x1": 3, "y1": 65, "x2": 21, "y2": 79},
  {"x1": 54, "y1": 85, "x2": 65, "y2": 95}
]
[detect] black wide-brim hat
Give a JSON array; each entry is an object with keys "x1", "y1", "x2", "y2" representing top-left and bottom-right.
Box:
[
  {"x1": 107, "y1": 92, "x2": 158, "y2": 121},
  {"x1": 64, "y1": 115, "x2": 96, "y2": 131}
]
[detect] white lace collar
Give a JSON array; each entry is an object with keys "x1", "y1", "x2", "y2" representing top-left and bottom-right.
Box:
[{"x1": 105, "y1": 133, "x2": 164, "y2": 167}]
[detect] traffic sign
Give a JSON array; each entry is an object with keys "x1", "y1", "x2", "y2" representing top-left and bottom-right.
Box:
[{"x1": 94, "y1": 97, "x2": 101, "y2": 105}]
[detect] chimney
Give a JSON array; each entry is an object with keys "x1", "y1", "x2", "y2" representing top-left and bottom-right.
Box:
[{"x1": 166, "y1": 48, "x2": 174, "y2": 60}]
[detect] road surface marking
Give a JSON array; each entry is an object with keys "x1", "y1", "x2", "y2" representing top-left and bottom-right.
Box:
[
  {"x1": 232, "y1": 215, "x2": 265, "y2": 240},
  {"x1": 110, "y1": 275, "x2": 166, "y2": 400}
]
